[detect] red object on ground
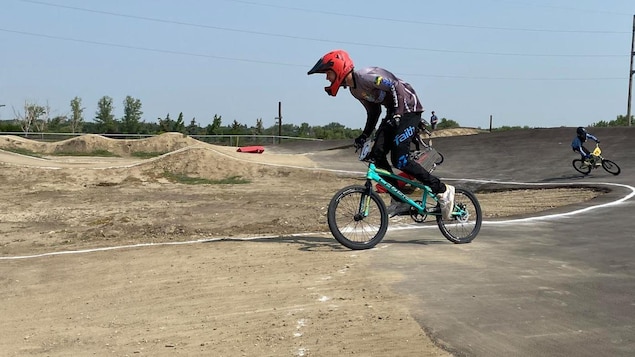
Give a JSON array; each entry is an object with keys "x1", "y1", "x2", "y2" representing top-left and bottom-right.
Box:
[
  {"x1": 375, "y1": 171, "x2": 414, "y2": 193},
  {"x1": 236, "y1": 146, "x2": 265, "y2": 153}
]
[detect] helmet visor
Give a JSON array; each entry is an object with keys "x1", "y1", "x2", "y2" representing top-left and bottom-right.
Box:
[{"x1": 307, "y1": 58, "x2": 333, "y2": 75}]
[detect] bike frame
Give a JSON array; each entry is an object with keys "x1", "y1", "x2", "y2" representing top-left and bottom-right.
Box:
[
  {"x1": 414, "y1": 127, "x2": 433, "y2": 149},
  {"x1": 363, "y1": 162, "x2": 439, "y2": 216},
  {"x1": 421, "y1": 127, "x2": 434, "y2": 146},
  {"x1": 586, "y1": 145, "x2": 604, "y2": 166},
  {"x1": 329, "y1": 142, "x2": 482, "y2": 248}
]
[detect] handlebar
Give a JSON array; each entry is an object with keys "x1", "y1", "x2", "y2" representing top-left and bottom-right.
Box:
[{"x1": 358, "y1": 140, "x2": 373, "y2": 161}]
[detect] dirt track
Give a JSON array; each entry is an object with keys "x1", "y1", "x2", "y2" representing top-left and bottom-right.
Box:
[{"x1": 0, "y1": 132, "x2": 602, "y2": 356}]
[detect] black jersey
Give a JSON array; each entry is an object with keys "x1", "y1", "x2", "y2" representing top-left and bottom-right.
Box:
[{"x1": 348, "y1": 67, "x2": 423, "y2": 136}]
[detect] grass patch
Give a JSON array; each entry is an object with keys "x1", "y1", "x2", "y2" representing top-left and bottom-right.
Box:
[
  {"x1": 132, "y1": 151, "x2": 169, "y2": 159},
  {"x1": 162, "y1": 171, "x2": 250, "y2": 185},
  {"x1": 53, "y1": 149, "x2": 119, "y2": 157},
  {"x1": 88, "y1": 217, "x2": 114, "y2": 226},
  {"x1": 3, "y1": 147, "x2": 44, "y2": 158}
]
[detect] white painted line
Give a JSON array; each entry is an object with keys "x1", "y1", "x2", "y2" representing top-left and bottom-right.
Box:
[
  {"x1": 459, "y1": 179, "x2": 635, "y2": 225},
  {"x1": 0, "y1": 234, "x2": 306, "y2": 260},
  {"x1": 1, "y1": 162, "x2": 632, "y2": 259}
]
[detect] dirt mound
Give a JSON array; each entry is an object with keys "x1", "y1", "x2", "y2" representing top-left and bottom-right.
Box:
[
  {"x1": 132, "y1": 146, "x2": 336, "y2": 182},
  {"x1": 51, "y1": 132, "x2": 206, "y2": 156},
  {"x1": 0, "y1": 135, "x2": 49, "y2": 152},
  {"x1": 0, "y1": 132, "x2": 204, "y2": 156},
  {"x1": 431, "y1": 127, "x2": 481, "y2": 137},
  {"x1": 0, "y1": 130, "x2": 479, "y2": 158}
]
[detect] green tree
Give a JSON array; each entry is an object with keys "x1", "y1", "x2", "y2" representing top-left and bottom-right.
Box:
[
  {"x1": 436, "y1": 118, "x2": 460, "y2": 129},
  {"x1": 158, "y1": 113, "x2": 174, "y2": 132},
  {"x1": 186, "y1": 117, "x2": 199, "y2": 135},
  {"x1": 321, "y1": 122, "x2": 348, "y2": 139},
  {"x1": 32, "y1": 103, "x2": 53, "y2": 135},
  {"x1": 298, "y1": 122, "x2": 311, "y2": 137},
  {"x1": 48, "y1": 115, "x2": 67, "y2": 132},
  {"x1": 254, "y1": 118, "x2": 264, "y2": 135},
  {"x1": 0, "y1": 120, "x2": 20, "y2": 131},
  {"x1": 592, "y1": 114, "x2": 630, "y2": 127},
  {"x1": 69, "y1": 96, "x2": 84, "y2": 133},
  {"x1": 175, "y1": 112, "x2": 186, "y2": 133},
  {"x1": 15, "y1": 101, "x2": 45, "y2": 135},
  {"x1": 206, "y1": 114, "x2": 222, "y2": 135},
  {"x1": 94, "y1": 96, "x2": 117, "y2": 133},
  {"x1": 230, "y1": 119, "x2": 246, "y2": 134},
  {"x1": 121, "y1": 96, "x2": 143, "y2": 134}
]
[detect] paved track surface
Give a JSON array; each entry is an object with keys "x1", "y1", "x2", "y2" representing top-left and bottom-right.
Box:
[{"x1": 277, "y1": 127, "x2": 635, "y2": 357}]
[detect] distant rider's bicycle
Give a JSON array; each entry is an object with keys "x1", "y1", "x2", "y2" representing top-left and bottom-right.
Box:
[
  {"x1": 572, "y1": 144, "x2": 621, "y2": 176},
  {"x1": 412, "y1": 125, "x2": 444, "y2": 169},
  {"x1": 326, "y1": 140, "x2": 482, "y2": 250}
]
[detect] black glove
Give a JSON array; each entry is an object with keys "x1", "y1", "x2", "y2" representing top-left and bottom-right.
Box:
[
  {"x1": 387, "y1": 114, "x2": 401, "y2": 127},
  {"x1": 354, "y1": 133, "x2": 368, "y2": 149}
]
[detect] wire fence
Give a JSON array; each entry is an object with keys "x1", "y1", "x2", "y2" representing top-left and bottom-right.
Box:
[{"x1": 0, "y1": 132, "x2": 322, "y2": 146}]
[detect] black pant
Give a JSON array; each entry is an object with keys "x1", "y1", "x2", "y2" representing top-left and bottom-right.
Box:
[
  {"x1": 371, "y1": 112, "x2": 445, "y2": 197},
  {"x1": 573, "y1": 146, "x2": 590, "y2": 159}
]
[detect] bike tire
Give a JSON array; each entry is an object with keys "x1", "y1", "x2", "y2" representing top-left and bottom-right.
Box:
[
  {"x1": 436, "y1": 188, "x2": 482, "y2": 244},
  {"x1": 572, "y1": 159, "x2": 591, "y2": 175},
  {"x1": 601, "y1": 159, "x2": 621, "y2": 175},
  {"x1": 435, "y1": 152, "x2": 444, "y2": 165},
  {"x1": 327, "y1": 185, "x2": 388, "y2": 250}
]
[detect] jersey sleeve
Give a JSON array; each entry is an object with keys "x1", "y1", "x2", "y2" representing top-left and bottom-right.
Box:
[
  {"x1": 359, "y1": 99, "x2": 382, "y2": 137},
  {"x1": 371, "y1": 75, "x2": 400, "y2": 114},
  {"x1": 587, "y1": 133, "x2": 600, "y2": 142}
]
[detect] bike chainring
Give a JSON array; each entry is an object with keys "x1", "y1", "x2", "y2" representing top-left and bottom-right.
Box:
[{"x1": 409, "y1": 200, "x2": 427, "y2": 223}]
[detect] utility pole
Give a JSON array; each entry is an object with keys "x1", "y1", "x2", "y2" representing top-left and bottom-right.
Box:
[
  {"x1": 627, "y1": 15, "x2": 635, "y2": 126},
  {"x1": 274, "y1": 101, "x2": 282, "y2": 144}
]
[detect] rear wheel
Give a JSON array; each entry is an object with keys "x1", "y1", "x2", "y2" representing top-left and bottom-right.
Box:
[
  {"x1": 601, "y1": 159, "x2": 621, "y2": 175},
  {"x1": 436, "y1": 188, "x2": 482, "y2": 244},
  {"x1": 327, "y1": 185, "x2": 388, "y2": 250},
  {"x1": 435, "y1": 152, "x2": 444, "y2": 165},
  {"x1": 572, "y1": 159, "x2": 591, "y2": 175}
]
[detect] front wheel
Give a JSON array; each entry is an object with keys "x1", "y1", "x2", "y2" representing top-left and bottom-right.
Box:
[
  {"x1": 327, "y1": 185, "x2": 388, "y2": 250},
  {"x1": 436, "y1": 188, "x2": 482, "y2": 244},
  {"x1": 572, "y1": 159, "x2": 591, "y2": 175},
  {"x1": 601, "y1": 159, "x2": 621, "y2": 175}
]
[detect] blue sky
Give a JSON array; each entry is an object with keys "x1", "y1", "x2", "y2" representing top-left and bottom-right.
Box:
[{"x1": 1, "y1": 0, "x2": 633, "y2": 130}]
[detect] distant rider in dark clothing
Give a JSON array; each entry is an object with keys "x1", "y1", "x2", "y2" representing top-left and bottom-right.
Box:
[
  {"x1": 307, "y1": 49, "x2": 455, "y2": 219},
  {"x1": 430, "y1": 111, "x2": 438, "y2": 130},
  {"x1": 571, "y1": 127, "x2": 600, "y2": 165}
]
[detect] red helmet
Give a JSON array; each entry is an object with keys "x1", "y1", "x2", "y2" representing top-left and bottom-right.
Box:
[{"x1": 307, "y1": 49, "x2": 354, "y2": 96}]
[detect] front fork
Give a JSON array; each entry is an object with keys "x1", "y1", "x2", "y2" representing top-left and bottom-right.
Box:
[
  {"x1": 588, "y1": 155, "x2": 601, "y2": 166},
  {"x1": 356, "y1": 180, "x2": 375, "y2": 219}
]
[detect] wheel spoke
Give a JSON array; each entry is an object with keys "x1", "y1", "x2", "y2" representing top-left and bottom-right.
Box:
[
  {"x1": 328, "y1": 186, "x2": 388, "y2": 250},
  {"x1": 437, "y1": 189, "x2": 482, "y2": 244}
]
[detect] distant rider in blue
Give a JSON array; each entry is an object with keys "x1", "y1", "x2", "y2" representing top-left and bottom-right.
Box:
[{"x1": 571, "y1": 127, "x2": 600, "y2": 165}]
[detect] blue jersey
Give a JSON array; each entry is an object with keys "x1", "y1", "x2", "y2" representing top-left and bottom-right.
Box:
[{"x1": 571, "y1": 133, "x2": 599, "y2": 150}]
